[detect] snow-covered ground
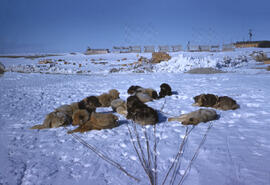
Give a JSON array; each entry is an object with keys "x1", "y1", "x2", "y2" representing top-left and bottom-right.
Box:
[
  {"x1": 1, "y1": 48, "x2": 270, "y2": 75},
  {"x1": 0, "y1": 49, "x2": 270, "y2": 185}
]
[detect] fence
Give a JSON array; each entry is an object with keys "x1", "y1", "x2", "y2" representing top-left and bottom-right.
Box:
[
  {"x1": 199, "y1": 45, "x2": 210, "y2": 52},
  {"x1": 129, "y1": 46, "x2": 141, "y2": 53},
  {"x1": 210, "y1": 45, "x2": 220, "y2": 52},
  {"x1": 144, "y1": 46, "x2": 156, "y2": 53},
  {"x1": 188, "y1": 45, "x2": 200, "y2": 52}
]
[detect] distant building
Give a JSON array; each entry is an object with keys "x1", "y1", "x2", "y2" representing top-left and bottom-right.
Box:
[
  {"x1": 234, "y1": 41, "x2": 270, "y2": 48},
  {"x1": 85, "y1": 47, "x2": 110, "y2": 55}
]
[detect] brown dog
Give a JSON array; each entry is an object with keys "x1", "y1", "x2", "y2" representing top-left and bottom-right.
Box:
[
  {"x1": 68, "y1": 112, "x2": 119, "y2": 133},
  {"x1": 168, "y1": 109, "x2": 218, "y2": 125},
  {"x1": 193, "y1": 94, "x2": 218, "y2": 107},
  {"x1": 72, "y1": 109, "x2": 90, "y2": 126},
  {"x1": 193, "y1": 94, "x2": 239, "y2": 110}
]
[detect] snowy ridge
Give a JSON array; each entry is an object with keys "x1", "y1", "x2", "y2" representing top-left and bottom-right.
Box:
[{"x1": 2, "y1": 49, "x2": 270, "y2": 75}]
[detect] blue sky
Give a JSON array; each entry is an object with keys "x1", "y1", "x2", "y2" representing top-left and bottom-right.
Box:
[{"x1": 0, "y1": 0, "x2": 269, "y2": 53}]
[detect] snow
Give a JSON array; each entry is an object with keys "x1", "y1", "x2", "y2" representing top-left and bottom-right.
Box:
[{"x1": 0, "y1": 49, "x2": 270, "y2": 185}]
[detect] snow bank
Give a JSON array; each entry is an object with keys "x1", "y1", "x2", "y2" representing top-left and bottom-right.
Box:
[{"x1": 153, "y1": 54, "x2": 250, "y2": 73}]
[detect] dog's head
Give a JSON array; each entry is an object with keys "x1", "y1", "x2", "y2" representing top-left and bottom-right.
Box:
[
  {"x1": 109, "y1": 89, "x2": 120, "y2": 99},
  {"x1": 160, "y1": 83, "x2": 172, "y2": 92},
  {"x1": 87, "y1": 96, "x2": 102, "y2": 107},
  {"x1": 72, "y1": 109, "x2": 90, "y2": 126},
  {"x1": 78, "y1": 96, "x2": 101, "y2": 112}
]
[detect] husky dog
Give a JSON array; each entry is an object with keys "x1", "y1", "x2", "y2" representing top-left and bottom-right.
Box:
[{"x1": 168, "y1": 109, "x2": 218, "y2": 125}]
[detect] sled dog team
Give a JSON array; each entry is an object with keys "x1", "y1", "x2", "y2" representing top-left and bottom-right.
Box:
[{"x1": 31, "y1": 83, "x2": 240, "y2": 133}]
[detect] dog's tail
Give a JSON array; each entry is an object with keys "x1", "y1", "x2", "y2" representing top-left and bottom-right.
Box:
[
  {"x1": 30, "y1": 124, "x2": 48, "y2": 129},
  {"x1": 168, "y1": 117, "x2": 180, "y2": 122}
]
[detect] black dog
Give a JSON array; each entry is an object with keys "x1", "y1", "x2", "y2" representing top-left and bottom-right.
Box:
[
  {"x1": 158, "y1": 83, "x2": 172, "y2": 98},
  {"x1": 126, "y1": 96, "x2": 158, "y2": 125}
]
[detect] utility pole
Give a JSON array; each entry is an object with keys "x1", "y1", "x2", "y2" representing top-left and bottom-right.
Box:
[{"x1": 249, "y1": 29, "x2": 253, "y2": 42}]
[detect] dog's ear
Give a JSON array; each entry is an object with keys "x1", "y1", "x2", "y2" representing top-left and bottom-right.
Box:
[{"x1": 94, "y1": 98, "x2": 102, "y2": 107}]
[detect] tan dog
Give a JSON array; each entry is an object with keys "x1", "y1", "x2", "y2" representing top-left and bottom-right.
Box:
[
  {"x1": 68, "y1": 112, "x2": 119, "y2": 133},
  {"x1": 168, "y1": 109, "x2": 218, "y2": 125},
  {"x1": 97, "y1": 89, "x2": 120, "y2": 107}
]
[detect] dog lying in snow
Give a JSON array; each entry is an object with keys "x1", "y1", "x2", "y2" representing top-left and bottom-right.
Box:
[
  {"x1": 97, "y1": 89, "x2": 120, "y2": 107},
  {"x1": 111, "y1": 98, "x2": 128, "y2": 116},
  {"x1": 68, "y1": 112, "x2": 119, "y2": 133},
  {"x1": 168, "y1": 109, "x2": 218, "y2": 125},
  {"x1": 158, "y1": 83, "x2": 172, "y2": 98},
  {"x1": 126, "y1": 96, "x2": 159, "y2": 125},
  {"x1": 31, "y1": 96, "x2": 102, "y2": 130},
  {"x1": 193, "y1": 94, "x2": 239, "y2": 110},
  {"x1": 31, "y1": 106, "x2": 72, "y2": 129},
  {"x1": 127, "y1": 85, "x2": 158, "y2": 103}
]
